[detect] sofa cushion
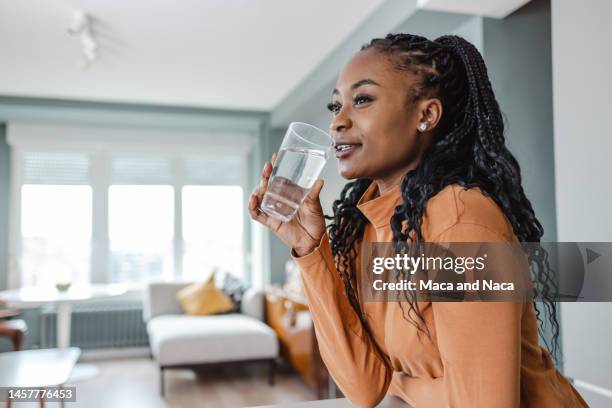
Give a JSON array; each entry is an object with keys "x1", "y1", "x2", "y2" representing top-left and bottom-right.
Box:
[
  {"x1": 221, "y1": 272, "x2": 248, "y2": 313},
  {"x1": 147, "y1": 313, "x2": 278, "y2": 366},
  {"x1": 240, "y1": 288, "x2": 265, "y2": 321},
  {"x1": 175, "y1": 273, "x2": 234, "y2": 316},
  {"x1": 144, "y1": 282, "x2": 191, "y2": 321}
]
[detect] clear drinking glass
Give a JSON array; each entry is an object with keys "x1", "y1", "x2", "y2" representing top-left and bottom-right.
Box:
[{"x1": 260, "y1": 122, "x2": 333, "y2": 222}]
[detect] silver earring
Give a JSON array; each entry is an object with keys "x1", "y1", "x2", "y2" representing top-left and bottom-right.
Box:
[{"x1": 418, "y1": 122, "x2": 428, "y2": 132}]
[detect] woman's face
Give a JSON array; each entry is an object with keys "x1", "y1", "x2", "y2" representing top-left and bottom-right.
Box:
[{"x1": 328, "y1": 48, "x2": 432, "y2": 181}]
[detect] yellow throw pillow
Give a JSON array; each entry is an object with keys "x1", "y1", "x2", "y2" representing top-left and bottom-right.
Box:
[{"x1": 176, "y1": 273, "x2": 235, "y2": 316}]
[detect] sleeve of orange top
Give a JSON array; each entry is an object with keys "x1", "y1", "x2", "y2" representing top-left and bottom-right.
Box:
[
  {"x1": 416, "y1": 222, "x2": 524, "y2": 408},
  {"x1": 290, "y1": 231, "x2": 393, "y2": 408}
]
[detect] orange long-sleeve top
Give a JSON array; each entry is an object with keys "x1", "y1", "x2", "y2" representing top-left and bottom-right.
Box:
[{"x1": 290, "y1": 181, "x2": 588, "y2": 408}]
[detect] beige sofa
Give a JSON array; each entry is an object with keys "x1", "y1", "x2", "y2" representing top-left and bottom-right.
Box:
[{"x1": 143, "y1": 282, "x2": 279, "y2": 396}]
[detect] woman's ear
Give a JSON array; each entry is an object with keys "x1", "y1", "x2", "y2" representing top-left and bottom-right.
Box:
[{"x1": 417, "y1": 98, "x2": 443, "y2": 131}]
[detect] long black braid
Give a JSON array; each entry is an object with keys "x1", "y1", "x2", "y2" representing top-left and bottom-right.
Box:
[{"x1": 324, "y1": 33, "x2": 561, "y2": 361}]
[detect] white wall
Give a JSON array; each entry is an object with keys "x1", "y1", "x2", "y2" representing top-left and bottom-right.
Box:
[{"x1": 552, "y1": 1, "x2": 612, "y2": 406}]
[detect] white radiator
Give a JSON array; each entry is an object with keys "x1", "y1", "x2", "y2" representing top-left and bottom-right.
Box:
[{"x1": 40, "y1": 302, "x2": 149, "y2": 349}]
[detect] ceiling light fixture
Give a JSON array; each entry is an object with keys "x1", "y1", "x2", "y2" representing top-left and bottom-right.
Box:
[{"x1": 67, "y1": 10, "x2": 98, "y2": 69}]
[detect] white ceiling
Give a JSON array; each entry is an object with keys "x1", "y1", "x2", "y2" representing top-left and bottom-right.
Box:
[
  {"x1": 0, "y1": 0, "x2": 386, "y2": 111},
  {"x1": 418, "y1": 0, "x2": 531, "y2": 19}
]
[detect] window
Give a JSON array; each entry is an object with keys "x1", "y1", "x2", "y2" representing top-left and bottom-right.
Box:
[
  {"x1": 182, "y1": 186, "x2": 244, "y2": 280},
  {"x1": 21, "y1": 185, "x2": 92, "y2": 286},
  {"x1": 18, "y1": 152, "x2": 92, "y2": 286},
  {"x1": 8, "y1": 125, "x2": 253, "y2": 288},
  {"x1": 108, "y1": 185, "x2": 174, "y2": 283}
]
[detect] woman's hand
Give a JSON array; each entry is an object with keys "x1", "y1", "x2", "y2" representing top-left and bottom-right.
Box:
[{"x1": 248, "y1": 152, "x2": 326, "y2": 256}]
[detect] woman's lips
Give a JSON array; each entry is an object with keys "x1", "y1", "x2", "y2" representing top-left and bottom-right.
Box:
[{"x1": 334, "y1": 144, "x2": 362, "y2": 159}]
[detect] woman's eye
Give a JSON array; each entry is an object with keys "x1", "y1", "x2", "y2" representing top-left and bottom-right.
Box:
[
  {"x1": 354, "y1": 94, "x2": 372, "y2": 105},
  {"x1": 326, "y1": 101, "x2": 341, "y2": 114},
  {"x1": 326, "y1": 95, "x2": 371, "y2": 114}
]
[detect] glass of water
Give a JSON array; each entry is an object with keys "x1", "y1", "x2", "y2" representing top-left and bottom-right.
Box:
[{"x1": 260, "y1": 122, "x2": 333, "y2": 222}]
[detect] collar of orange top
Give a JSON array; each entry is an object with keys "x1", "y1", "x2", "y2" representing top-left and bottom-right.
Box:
[{"x1": 356, "y1": 181, "x2": 403, "y2": 228}]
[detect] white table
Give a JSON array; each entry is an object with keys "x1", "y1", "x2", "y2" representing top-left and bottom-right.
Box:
[
  {"x1": 0, "y1": 284, "x2": 127, "y2": 381},
  {"x1": 0, "y1": 347, "x2": 80, "y2": 407}
]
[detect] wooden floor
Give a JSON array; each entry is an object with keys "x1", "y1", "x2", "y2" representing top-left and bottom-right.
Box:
[{"x1": 1, "y1": 357, "x2": 318, "y2": 408}]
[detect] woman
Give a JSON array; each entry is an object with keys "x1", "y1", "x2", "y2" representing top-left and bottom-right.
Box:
[{"x1": 249, "y1": 34, "x2": 588, "y2": 407}]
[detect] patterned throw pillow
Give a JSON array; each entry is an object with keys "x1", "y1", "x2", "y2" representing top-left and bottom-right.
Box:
[{"x1": 221, "y1": 272, "x2": 248, "y2": 313}]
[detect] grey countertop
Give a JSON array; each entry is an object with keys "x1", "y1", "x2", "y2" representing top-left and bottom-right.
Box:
[{"x1": 250, "y1": 395, "x2": 412, "y2": 408}]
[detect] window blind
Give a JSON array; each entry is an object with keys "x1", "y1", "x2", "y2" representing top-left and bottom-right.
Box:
[
  {"x1": 111, "y1": 155, "x2": 172, "y2": 185},
  {"x1": 184, "y1": 155, "x2": 243, "y2": 185},
  {"x1": 22, "y1": 152, "x2": 90, "y2": 185}
]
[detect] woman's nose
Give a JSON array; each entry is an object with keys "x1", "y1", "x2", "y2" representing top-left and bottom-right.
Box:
[{"x1": 330, "y1": 110, "x2": 351, "y2": 133}]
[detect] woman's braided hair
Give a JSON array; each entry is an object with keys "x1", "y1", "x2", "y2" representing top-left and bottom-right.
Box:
[{"x1": 324, "y1": 33, "x2": 561, "y2": 360}]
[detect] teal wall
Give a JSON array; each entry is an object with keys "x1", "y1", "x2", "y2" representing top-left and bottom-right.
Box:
[
  {"x1": 0, "y1": 126, "x2": 41, "y2": 351},
  {"x1": 0, "y1": 124, "x2": 9, "y2": 291},
  {"x1": 483, "y1": 0, "x2": 561, "y2": 367},
  {"x1": 0, "y1": 96, "x2": 266, "y2": 132},
  {"x1": 483, "y1": 0, "x2": 557, "y2": 242}
]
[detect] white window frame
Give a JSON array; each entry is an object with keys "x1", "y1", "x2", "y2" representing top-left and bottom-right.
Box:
[{"x1": 7, "y1": 123, "x2": 256, "y2": 289}]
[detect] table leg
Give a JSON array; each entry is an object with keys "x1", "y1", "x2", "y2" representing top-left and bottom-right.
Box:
[
  {"x1": 56, "y1": 302, "x2": 72, "y2": 348},
  {"x1": 56, "y1": 301, "x2": 100, "y2": 383}
]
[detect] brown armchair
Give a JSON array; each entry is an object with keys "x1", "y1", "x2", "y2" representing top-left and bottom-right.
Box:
[{"x1": 0, "y1": 307, "x2": 28, "y2": 351}]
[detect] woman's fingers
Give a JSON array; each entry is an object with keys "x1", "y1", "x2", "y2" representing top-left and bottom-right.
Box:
[
  {"x1": 248, "y1": 155, "x2": 284, "y2": 232},
  {"x1": 257, "y1": 153, "x2": 277, "y2": 197},
  {"x1": 263, "y1": 161, "x2": 273, "y2": 181},
  {"x1": 256, "y1": 161, "x2": 272, "y2": 197},
  {"x1": 248, "y1": 193, "x2": 268, "y2": 223},
  {"x1": 307, "y1": 179, "x2": 324, "y2": 201},
  {"x1": 248, "y1": 193, "x2": 283, "y2": 233}
]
